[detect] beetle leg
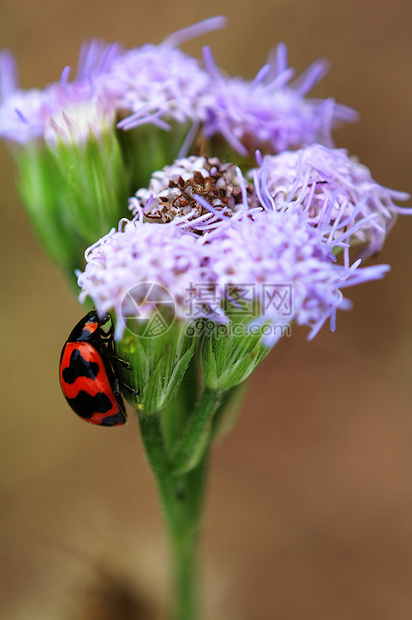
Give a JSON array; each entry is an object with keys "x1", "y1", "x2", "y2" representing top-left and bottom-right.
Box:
[
  {"x1": 109, "y1": 354, "x2": 132, "y2": 370},
  {"x1": 121, "y1": 383, "x2": 139, "y2": 396}
]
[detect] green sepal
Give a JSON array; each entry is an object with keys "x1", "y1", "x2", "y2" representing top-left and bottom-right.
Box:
[
  {"x1": 14, "y1": 143, "x2": 85, "y2": 277},
  {"x1": 161, "y1": 355, "x2": 201, "y2": 456},
  {"x1": 197, "y1": 318, "x2": 271, "y2": 390},
  {"x1": 48, "y1": 128, "x2": 129, "y2": 246},
  {"x1": 12, "y1": 126, "x2": 130, "y2": 279},
  {"x1": 114, "y1": 320, "x2": 196, "y2": 416}
]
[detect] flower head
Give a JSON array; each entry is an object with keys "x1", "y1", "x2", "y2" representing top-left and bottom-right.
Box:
[
  {"x1": 78, "y1": 218, "x2": 206, "y2": 336},
  {"x1": 201, "y1": 208, "x2": 389, "y2": 341},
  {"x1": 0, "y1": 50, "x2": 49, "y2": 143},
  {"x1": 112, "y1": 47, "x2": 209, "y2": 131},
  {"x1": 129, "y1": 155, "x2": 256, "y2": 225},
  {"x1": 0, "y1": 41, "x2": 130, "y2": 275},
  {"x1": 253, "y1": 144, "x2": 411, "y2": 259},
  {"x1": 0, "y1": 45, "x2": 120, "y2": 146},
  {"x1": 43, "y1": 84, "x2": 117, "y2": 145},
  {"x1": 108, "y1": 17, "x2": 226, "y2": 133},
  {"x1": 195, "y1": 44, "x2": 358, "y2": 157}
]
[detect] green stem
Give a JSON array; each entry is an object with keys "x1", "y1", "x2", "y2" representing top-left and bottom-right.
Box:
[
  {"x1": 138, "y1": 409, "x2": 212, "y2": 620},
  {"x1": 172, "y1": 387, "x2": 223, "y2": 475}
]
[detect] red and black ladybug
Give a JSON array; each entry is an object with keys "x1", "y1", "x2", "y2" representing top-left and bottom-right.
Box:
[{"x1": 59, "y1": 311, "x2": 130, "y2": 426}]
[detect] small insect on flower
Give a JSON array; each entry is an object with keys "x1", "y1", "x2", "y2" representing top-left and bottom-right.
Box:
[{"x1": 59, "y1": 311, "x2": 132, "y2": 426}]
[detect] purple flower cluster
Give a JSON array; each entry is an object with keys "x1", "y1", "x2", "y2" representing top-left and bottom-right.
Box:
[
  {"x1": 111, "y1": 36, "x2": 356, "y2": 155},
  {"x1": 0, "y1": 17, "x2": 355, "y2": 155},
  {"x1": 0, "y1": 19, "x2": 221, "y2": 146},
  {"x1": 78, "y1": 156, "x2": 391, "y2": 341},
  {"x1": 0, "y1": 17, "x2": 409, "y2": 347}
]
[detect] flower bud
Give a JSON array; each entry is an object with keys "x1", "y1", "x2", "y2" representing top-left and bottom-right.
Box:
[
  {"x1": 114, "y1": 319, "x2": 196, "y2": 416},
  {"x1": 0, "y1": 50, "x2": 129, "y2": 276}
]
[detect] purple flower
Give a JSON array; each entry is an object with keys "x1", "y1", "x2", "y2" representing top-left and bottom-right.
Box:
[
  {"x1": 112, "y1": 47, "x2": 208, "y2": 131},
  {"x1": 77, "y1": 218, "x2": 207, "y2": 337},
  {"x1": 129, "y1": 155, "x2": 256, "y2": 223},
  {"x1": 252, "y1": 144, "x2": 411, "y2": 259},
  {"x1": 0, "y1": 44, "x2": 119, "y2": 145},
  {"x1": 109, "y1": 17, "x2": 226, "y2": 132},
  {"x1": 1, "y1": 20, "x2": 356, "y2": 160},
  {"x1": 0, "y1": 45, "x2": 129, "y2": 274},
  {"x1": 199, "y1": 208, "x2": 389, "y2": 342},
  {"x1": 43, "y1": 84, "x2": 118, "y2": 145},
  {"x1": 0, "y1": 50, "x2": 48, "y2": 142},
  {"x1": 195, "y1": 44, "x2": 358, "y2": 156}
]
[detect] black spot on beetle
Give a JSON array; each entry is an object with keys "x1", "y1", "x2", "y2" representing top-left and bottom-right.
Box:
[
  {"x1": 67, "y1": 390, "x2": 113, "y2": 418},
  {"x1": 62, "y1": 348, "x2": 100, "y2": 384}
]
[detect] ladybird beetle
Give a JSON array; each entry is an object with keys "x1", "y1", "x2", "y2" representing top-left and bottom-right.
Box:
[{"x1": 59, "y1": 311, "x2": 128, "y2": 426}]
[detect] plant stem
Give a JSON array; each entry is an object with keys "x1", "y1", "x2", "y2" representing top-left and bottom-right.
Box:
[
  {"x1": 138, "y1": 396, "x2": 215, "y2": 620},
  {"x1": 172, "y1": 387, "x2": 223, "y2": 475}
]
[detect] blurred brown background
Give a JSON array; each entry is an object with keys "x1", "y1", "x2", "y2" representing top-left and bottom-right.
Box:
[{"x1": 1, "y1": 1, "x2": 412, "y2": 618}]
